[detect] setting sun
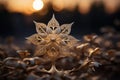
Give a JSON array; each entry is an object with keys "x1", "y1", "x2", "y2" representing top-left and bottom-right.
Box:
[{"x1": 33, "y1": 0, "x2": 44, "y2": 10}]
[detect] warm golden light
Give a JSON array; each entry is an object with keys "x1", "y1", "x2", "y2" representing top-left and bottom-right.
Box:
[
  {"x1": 78, "y1": 0, "x2": 94, "y2": 14},
  {"x1": 0, "y1": 0, "x2": 119, "y2": 14},
  {"x1": 33, "y1": 0, "x2": 44, "y2": 10}
]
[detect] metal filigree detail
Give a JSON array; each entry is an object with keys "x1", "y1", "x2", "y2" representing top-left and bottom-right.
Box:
[{"x1": 27, "y1": 14, "x2": 79, "y2": 60}]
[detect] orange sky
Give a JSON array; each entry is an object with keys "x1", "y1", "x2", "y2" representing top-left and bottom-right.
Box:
[{"x1": 0, "y1": 0, "x2": 119, "y2": 15}]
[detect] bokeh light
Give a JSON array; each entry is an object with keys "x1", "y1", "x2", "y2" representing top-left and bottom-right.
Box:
[
  {"x1": 78, "y1": 0, "x2": 94, "y2": 14},
  {"x1": 0, "y1": 0, "x2": 120, "y2": 15},
  {"x1": 33, "y1": 0, "x2": 44, "y2": 11},
  {"x1": 5, "y1": 0, "x2": 34, "y2": 14},
  {"x1": 103, "y1": 0, "x2": 120, "y2": 14}
]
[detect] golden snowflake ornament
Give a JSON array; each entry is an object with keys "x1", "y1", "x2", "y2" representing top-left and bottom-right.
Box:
[{"x1": 27, "y1": 14, "x2": 79, "y2": 60}]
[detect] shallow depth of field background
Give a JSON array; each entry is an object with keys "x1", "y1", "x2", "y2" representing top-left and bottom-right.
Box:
[{"x1": 0, "y1": 0, "x2": 120, "y2": 40}]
